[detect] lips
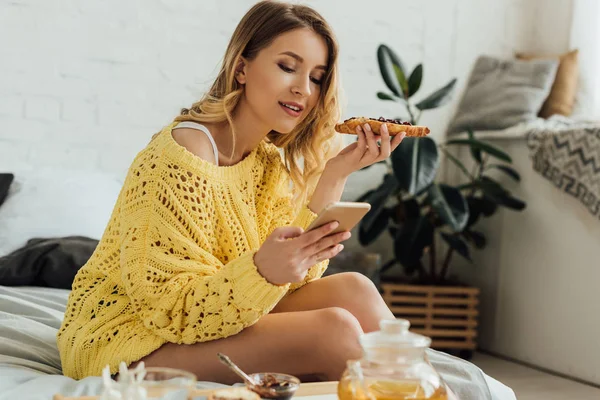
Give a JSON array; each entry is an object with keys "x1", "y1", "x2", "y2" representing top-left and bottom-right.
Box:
[{"x1": 279, "y1": 101, "x2": 304, "y2": 117}]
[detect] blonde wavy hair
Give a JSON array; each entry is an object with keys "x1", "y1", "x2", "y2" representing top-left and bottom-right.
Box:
[{"x1": 174, "y1": 0, "x2": 342, "y2": 209}]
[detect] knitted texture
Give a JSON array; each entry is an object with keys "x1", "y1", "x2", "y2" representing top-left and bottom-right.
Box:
[{"x1": 57, "y1": 122, "x2": 328, "y2": 379}]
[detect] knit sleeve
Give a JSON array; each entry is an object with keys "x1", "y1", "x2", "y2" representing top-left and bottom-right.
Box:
[
  {"x1": 267, "y1": 166, "x2": 329, "y2": 292},
  {"x1": 120, "y1": 171, "x2": 290, "y2": 345}
]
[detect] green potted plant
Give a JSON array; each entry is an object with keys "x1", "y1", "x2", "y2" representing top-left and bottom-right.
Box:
[
  {"x1": 375, "y1": 44, "x2": 457, "y2": 125},
  {"x1": 356, "y1": 44, "x2": 526, "y2": 356},
  {"x1": 359, "y1": 44, "x2": 465, "y2": 283},
  {"x1": 438, "y1": 129, "x2": 526, "y2": 276}
]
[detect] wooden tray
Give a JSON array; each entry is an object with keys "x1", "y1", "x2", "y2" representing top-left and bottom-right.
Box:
[{"x1": 53, "y1": 381, "x2": 338, "y2": 400}]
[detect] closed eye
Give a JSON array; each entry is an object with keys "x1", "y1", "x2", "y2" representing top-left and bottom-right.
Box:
[
  {"x1": 278, "y1": 64, "x2": 294, "y2": 73},
  {"x1": 278, "y1": 63, "x2": 323, "y2": 86}
]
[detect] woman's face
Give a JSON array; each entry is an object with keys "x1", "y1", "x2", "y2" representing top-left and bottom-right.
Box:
[{"x1": 237, "y1": 28, "x2": 329, "y2": 134}]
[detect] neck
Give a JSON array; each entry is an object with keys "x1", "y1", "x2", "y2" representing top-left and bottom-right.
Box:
[{"x1": 213, "y1": 95, "x2": 271, "y2": 164}]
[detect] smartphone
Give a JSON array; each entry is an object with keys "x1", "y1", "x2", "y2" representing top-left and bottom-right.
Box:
[{"x1": 306, "y1": 201, "x2": 372, "y2": 234}]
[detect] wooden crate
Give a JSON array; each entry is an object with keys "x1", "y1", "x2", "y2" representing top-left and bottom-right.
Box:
[{"x1": 381, "y1": 283, "x2": 479, "y2": 351}]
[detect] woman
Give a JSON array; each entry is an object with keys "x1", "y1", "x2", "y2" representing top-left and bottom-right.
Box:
[{"x1": 57, "y1": 0, "x2": 405, "y2": 384}]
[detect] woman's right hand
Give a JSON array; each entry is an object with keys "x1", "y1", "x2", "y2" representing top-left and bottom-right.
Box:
[{"x1": 254, "y1": 221, "x2": 351, "y2": 285}]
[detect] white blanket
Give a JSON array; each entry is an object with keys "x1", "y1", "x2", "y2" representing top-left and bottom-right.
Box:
[{"x1": 0, "y1": 286, "x2": 515, "y2": 400}]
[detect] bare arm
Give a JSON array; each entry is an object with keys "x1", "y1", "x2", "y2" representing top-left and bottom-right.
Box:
[{"x1": 307, "y1": 166, "x2": 348, "y2": 213}]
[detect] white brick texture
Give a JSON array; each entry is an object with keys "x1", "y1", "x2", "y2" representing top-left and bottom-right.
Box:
[{"x1": 0, "y1": 0, "x2": 573, "y2": 178}]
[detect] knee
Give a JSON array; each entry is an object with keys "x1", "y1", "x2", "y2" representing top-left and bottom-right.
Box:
[
  {"x1": 314, "y1": 307, "x2": 363, "y2": 379},
  {"x1": 336, "y1": 272, "x2": 381, "y2": 300},
  {"x1": 319, "y1": 306, "x2": 363, "y2": 337}
]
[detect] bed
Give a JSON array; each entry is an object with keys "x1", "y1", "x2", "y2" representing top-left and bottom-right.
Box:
[{"x1": 0, "y1": 168, "x2": 516, "y2": 400}]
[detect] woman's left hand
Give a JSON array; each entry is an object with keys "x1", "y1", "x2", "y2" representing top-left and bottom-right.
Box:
[{"x1": 325, "y1": 122, "x2": 406, "y2": 178}]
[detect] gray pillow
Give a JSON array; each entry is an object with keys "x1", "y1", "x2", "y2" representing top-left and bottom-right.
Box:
[{"x1": 448, "y1": 55, "x2": 558, "y2": 134}]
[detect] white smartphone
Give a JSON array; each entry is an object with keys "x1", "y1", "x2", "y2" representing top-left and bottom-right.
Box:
[{"x1": 306, "y1": 201, "x2": 372, "y2": 234}]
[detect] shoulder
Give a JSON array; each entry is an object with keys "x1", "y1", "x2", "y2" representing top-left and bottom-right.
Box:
[{"x1": 171, "y1": 127, "x2": 217, "y2": 165}]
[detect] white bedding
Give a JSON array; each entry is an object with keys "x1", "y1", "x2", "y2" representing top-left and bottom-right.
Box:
[
  {"x1": 0, "y1": 285, "x2": 515, "y2": 400},
  {"x1": 449, "y1": 114, "x2": 600, "y2": 141}
]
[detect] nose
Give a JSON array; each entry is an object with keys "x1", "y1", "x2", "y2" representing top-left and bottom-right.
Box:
[{"x1": 292, "y1": 75, "x2": 311, "y2": 98}]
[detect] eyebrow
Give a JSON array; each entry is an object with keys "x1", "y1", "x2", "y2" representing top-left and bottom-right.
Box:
[{"x1": 279, "y1": 51, "x2": 328, "y2": 71}]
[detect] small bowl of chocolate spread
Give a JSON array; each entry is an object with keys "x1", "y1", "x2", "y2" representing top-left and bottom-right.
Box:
[{"x1": 246, "y1": 372, "x2": 300, "y2": 400}]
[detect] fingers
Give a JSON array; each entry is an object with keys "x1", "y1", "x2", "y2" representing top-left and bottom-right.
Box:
[
  {"x1": 391, "y1": 131, "x2": 406, "y2": 151},
  {"x1": 363, "y1": 123, "x2": 380, "y2": 159},
  {"x1": 351, "y1": 122, "x2": 407, "y2": 170},
  {"x1": 272, "y1": 226, "x2": 304, "y2": 240},
  {"x1": 310, "y1": 243, "x2": 345, "y2": 264},
  {"x1": 379, "y1": 123, "x2": 391, "y2": 158},
  {"x1": 303, "y1": 230, "x2": 351, "y2": 257},
  {"x1": 297, "y1": 221, "x2": 339, "y2": 247},
  {"x1": 355, "y1": 124, "x2": 367, "y2": 154}
]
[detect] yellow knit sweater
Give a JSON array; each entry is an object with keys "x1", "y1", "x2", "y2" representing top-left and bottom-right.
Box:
[{"x1": 57, "y1": 122, "x2": 328, "y2": 379}]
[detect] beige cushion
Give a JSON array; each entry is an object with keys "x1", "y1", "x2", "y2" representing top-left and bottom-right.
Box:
[{"x1": 516, "y1": 49, "x2": 579, "y2": 118}]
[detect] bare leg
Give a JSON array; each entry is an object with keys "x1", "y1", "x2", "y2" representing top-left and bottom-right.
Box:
[
  {"x1": 272, "y1": 272, "x2": 395, "y2": 332},
  {"x1": 135, "y1": 307, "x2": 363, "y2": 384},
  {"x1": 269, "y1": 274, "x2": 459, "y2": 397}
]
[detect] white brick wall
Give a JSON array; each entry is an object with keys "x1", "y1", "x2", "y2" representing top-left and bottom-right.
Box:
[{"x1": 0, "y1": 0, "x2": 573, "y2": 179}]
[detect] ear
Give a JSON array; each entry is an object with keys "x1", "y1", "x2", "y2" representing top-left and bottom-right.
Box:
[{"x1": 235, "y1": 57, "x2": 248, "y2": 85}]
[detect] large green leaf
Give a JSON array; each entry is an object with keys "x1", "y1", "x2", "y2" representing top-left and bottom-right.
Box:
[
  {"x1": 445, "y1": 138, "x2": 512, "y2": 163},
  {"x1": 465, "y1": 197, "x2": 482, "y2": 228},
  {"x1": 488, "y1": 164, "x2": 521, "y2": 181},
  {"x1": 358, "y1": 207, "x2": 391, "y2": 246},
  {"x1": 459, "y1": 177, "x2": 505, "y2": 197},
  {"x1": 498, "y1": 194, "x2": 526, "y2": 211},
  {"x1": 357, "y1": 174, "x2": 398, "y2": 246},
  {"x1": 394, "y1": 215, "x2": 434, "y2": 267},
  {"x1": 480, "y1": 177, "x2": 510, "y2": 198},
  {"x1": 391, "y1": 137, "x2": 439, "y2": 195},
  {"x1": 415, "y1": 78, "x2": 457, "y2": 110},
  {"x1": 400, "y1": 198, "x2": 421, "y2": 221},
  {"x1": 480, "y1": 195, "x2": 499, "y2": 216},
  {"x1": 377, "y1": 44, "x2": 406, "y2": 98},
  {"x1": 427, "y1": 184, "x2": 469, "y2": 232},
  {"x1": 377, "y1": 92, "x2": 397, "y2": 101},
  {"x1": 441, "y1": 147, "x2": 471, "y2": 179},
  {"x1": 467, "y1": 129, "x2": 482, "y2": 163},
  {"x1": 466, "y1": 195, "x2": 498, "y2": 227},
  {"x1": 440, "y1": 232, "x2": 472, "y2": 262},
  {"x1": 462, "y1": 229, "x2": 486, "y2": 249},
  {"x1": 470, "y1": 178, "x2": 526, "y2": 211},
  {"x1": 393, "y1": 64, "x2": 409, "y2": 97},
  {"x1": 407, "y1": 64, "x2": 423, "y2": 98}
]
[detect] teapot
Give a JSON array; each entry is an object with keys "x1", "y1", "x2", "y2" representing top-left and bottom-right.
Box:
[{"x1": 338, "y1": 319, "x2": 448, "y2": 400}]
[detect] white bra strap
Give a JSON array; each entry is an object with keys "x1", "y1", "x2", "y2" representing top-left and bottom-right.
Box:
[{"x1": 173, "y1": 121, "x2": 219, "y2": 166}]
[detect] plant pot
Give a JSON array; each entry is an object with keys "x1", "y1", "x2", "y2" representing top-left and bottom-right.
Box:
[{"x1": 381, "y1": 282, "x2": 479, "y2": 354}]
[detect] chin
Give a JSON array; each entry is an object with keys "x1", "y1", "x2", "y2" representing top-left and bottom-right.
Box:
[{"x1": 272, "y1": 123, "x2": 298, "y2": 135}]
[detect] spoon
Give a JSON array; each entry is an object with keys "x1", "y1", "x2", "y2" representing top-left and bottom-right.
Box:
[{"x1": 217, "y1": 353, "x2": 259, "y2": 387}]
